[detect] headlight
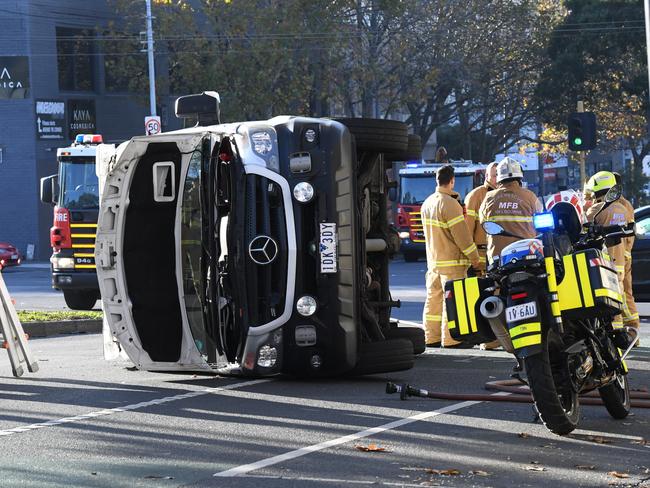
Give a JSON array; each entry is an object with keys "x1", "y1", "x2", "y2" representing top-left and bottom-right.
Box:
[
  {"x1": 293, "y1": 182, "x2": 314, "y2": 203},
  {"x1": 51, "y1": 256, "x2": 75, "y2": 269},
  {"x1": 257, "y1": 345, "x2": 278, "y2": 368},
  {"x1": 251, "y1": 131, "x2": 273, "y2": 156},
  {"x1": 296, "y1": 295, "x2": 317, "y2": 316},
  {"x1": 399, "y1": 231, "x2": 410, "y2": 239}
]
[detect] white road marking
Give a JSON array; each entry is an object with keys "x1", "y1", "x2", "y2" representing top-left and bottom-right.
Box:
[
  {"x1": 390, "y1": 318, "x2": 423, "y2": 327},
  {"x1": 0, "y1": 378, "x2": 270, "y2": 438},
  {"x1": 214, "y1": 393, "x2": 510, "y2": 478},
  {"x1": 242, "y1": 474, "x2": 429, "y2": 487}
]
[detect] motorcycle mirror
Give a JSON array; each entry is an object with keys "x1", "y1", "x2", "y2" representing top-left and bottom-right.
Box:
[{"x1": 482, "y1": 221, "x2": 506, "y2": 236}]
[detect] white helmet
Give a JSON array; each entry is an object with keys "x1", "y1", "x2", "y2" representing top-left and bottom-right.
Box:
[{"x1": 496, "y1": 157, "x2": 524, "y2": 183}]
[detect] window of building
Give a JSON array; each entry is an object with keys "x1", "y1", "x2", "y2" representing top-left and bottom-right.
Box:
[{"x1": 57, "y1": 27, "x2": 95, "y2": 92}]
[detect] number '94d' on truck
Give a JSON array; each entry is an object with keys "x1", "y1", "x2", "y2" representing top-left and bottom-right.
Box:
[{"x1": 94, "y1": 92, "x2": 425, "y2": 377}]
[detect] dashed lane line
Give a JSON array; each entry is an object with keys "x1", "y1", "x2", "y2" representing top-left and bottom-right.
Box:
[
  {"x1": 0, "y1": 378, "x2": 271, "y2": 437},
  {"x1": 213, "y1": 392, "x2": 510, "y2": 478}
]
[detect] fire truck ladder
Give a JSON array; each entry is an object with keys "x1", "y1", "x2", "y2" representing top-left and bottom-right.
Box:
[{"x1": 0, "y1": 273, "x2": 38, "y2": 377}]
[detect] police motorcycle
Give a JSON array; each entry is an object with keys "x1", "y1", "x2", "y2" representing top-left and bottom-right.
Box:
[{"x1": 444, "y1": 187, "x2": 637, "y2": 435}]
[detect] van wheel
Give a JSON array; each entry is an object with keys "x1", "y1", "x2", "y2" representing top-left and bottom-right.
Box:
[
  {"x1": 334, "y1": 118, "x2": 408, "y2": 154},
  {"x1": 385, "y1": 327, "x2": 426, "y2": 354},
  {"x1": 385, "y1": 134, "x2": 423, "y2": 162},
  {"x1": 63, "y1": 290, "x2": 98, "y2": 310},
  {"x1": 350, "y1": 338, "x2": 415, "y2": 376}
]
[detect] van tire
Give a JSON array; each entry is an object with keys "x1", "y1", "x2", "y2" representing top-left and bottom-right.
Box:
[
  {"x1": 385, "y1": 135, "x2": 423, "y2": 162},
  {"x1": 334, "y1": 118, "x2": 408, "y2": 154},
  {"x1": 385, "y1": 327, "x2": 426, "y2": 355},
  {"x1": 350, "y1": 338, "x2": 415, "y2": 376},
  {"x1": 63, "y1": 290, "x2": 98, "y2": 310}
]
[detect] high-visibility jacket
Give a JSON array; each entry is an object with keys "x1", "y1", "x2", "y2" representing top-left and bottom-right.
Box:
[
  {"x1": 587, "y1": 200, "x2": 628, "y2": 277},
  {"x1": 421, "y1": 186, "x2": 481, "y2": 273},
  {"x1": 479, "y1": 181, "x2": 542, "y2": 261},
  {"x1": 464, "y1": 182, "x2": 494, "y2": 262},
  {"x1": 620, "y1": 196, "x2": 635, "y2": 260}
]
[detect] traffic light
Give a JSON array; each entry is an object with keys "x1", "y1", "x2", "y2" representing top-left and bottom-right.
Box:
[{"x1": 567, "y1": 112, "x2": 597, "y2": 151}]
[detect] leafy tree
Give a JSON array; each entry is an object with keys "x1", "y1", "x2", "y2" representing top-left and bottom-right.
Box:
[{"x1": 535, "y1": 0, "x2": 648, "y2": 196}]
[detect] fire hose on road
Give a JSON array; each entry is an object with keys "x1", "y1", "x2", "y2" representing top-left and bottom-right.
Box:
[{"x1": 386, "y1": 379, "x2": 650, "y2": 408}]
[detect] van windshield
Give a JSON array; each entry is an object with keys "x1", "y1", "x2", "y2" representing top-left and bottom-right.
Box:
[{"x1": 58, "y1": 157, "x2": 99, "y2": 209}]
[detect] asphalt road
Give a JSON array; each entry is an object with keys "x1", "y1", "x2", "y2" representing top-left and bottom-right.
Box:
[{"x1": 1, "y1": 259, "x2": 650, "y2": 487}]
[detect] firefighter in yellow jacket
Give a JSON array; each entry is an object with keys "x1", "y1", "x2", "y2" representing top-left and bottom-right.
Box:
[
  {"x1": 479, "y1": 157, "x2": 542, "y2": 262},
  {"x1": 585, "y1": 171, "x2": 632, "y2": 332},
  {"x1": 421, "y1": 165, "x2": 481, "y2": 348},
  {"x1": 613, "y1": 172, "x2": 640, "y2": 331},
  {"x1": 464, "y1": 161, "x2": 498, "y2": 271}
]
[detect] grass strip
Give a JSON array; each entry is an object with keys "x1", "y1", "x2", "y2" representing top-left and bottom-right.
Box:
[{"x1": 17, "y1": 310, "x2": 103, "y2": 323}]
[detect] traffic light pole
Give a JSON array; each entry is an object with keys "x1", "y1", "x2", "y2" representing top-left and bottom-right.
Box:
[
  {"x1": 145, "y1": 0, "x2": 157, "y2": 117},
  {"x1": 577, "y1": 101, "x2": 586, "y2": 186}
]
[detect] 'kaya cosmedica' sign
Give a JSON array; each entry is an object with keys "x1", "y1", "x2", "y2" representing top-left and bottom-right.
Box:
[
  {"x1": 68, "y1": 99, "x2": 96, "y2": 137},
  {"x1": 36, "y1": 100, "x2": 65, "y2": 140},
  {"x1": 0, "y1": 56, "x2": 30, "y2": 99}
]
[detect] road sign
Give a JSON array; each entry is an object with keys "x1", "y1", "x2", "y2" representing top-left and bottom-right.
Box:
[{"x1": 145, "y1": 115, "x2": 161, "y2": 135}]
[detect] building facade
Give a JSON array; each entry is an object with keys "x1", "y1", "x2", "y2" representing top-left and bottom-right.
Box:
[{"x1": 0, "y1": 0, "x2": 181, "y2": 260}]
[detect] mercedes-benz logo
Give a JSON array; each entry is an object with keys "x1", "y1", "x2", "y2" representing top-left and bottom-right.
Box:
[{"x1": 248, "y1": 235, "x2": 279, "y2": 265}]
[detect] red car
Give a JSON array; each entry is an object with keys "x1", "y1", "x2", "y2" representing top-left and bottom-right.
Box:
[{"x1": 0, "y1": 242, "x2": 22, "y2": 271}]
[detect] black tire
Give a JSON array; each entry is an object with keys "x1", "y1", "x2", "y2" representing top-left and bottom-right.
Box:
[
  {"x1": 524, "y1": 329, "x2": 580, "y2": 435},
  {"x1": 385, "y1": 135, "x2": 422, "y2": 162},
  {"x1": 63, "y1": 290, "x2": 98, "y2": 310},
  {"x1": 385, "y1": 327, "x2": 426, "y2": 355},
  {"x1": 350, "y1": 338, "x2": 415, "y2": 376},
  {"x1": 598, "y1": 372, "x2": 631, "y2": 419},
  {"x1": 334, "y1": 118, "x2": 408, "y2": 154},
  {"x1": 403, "y1": 252, "x2": 419, "y2": 263}
]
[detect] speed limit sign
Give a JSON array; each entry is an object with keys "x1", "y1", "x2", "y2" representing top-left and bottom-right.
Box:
[{"x1": 145, "y1": 115, "x2": 161, "y2": 135}]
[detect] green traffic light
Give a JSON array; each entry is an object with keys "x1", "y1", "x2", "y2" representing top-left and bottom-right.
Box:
[{"x1": 574, "y1": 137, "x2": 583, "y2": 146}]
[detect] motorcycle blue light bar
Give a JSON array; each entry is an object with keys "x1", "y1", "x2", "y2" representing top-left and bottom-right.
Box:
[{"x1": 533, "y1": 212, "x2": 555, "y2": 231}]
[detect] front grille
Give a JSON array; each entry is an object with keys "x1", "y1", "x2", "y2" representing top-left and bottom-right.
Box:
[
  {"x1": 244, "y1": 174, "x2": 288, "y2": 326},
  {"x1": 70, "y1": 223, "x2": 97, "y2": 269}
]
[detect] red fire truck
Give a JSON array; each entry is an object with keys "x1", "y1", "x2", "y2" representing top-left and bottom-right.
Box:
[
  {"x1": 40, "y1": 134, "x2": 103, "y2": 309},
  {"x1": 395, "y1": 161, "x2": 486, "y2": 262}
]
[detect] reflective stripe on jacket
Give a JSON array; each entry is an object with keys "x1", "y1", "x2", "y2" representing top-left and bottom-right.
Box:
[
  {"x1": 421, "y1": 186, "x2": 480, "y2": 273},
  {"x1": 479, "y1": 181, "x2": 542, "y2": 261}
]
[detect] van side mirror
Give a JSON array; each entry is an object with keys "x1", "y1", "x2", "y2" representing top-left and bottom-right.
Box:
[
  {"x1": 40, "y1": 174, "x2": 58, "y2": 205},
  {"x1": 388, "y1": 187, "x2": 397, "y2": 202}
]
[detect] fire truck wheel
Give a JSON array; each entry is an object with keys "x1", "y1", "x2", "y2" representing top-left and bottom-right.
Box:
[
  {"x1": 349, "y1": 338, "x2": 415, "y2": 376},
  {"x1": 333, "y1": 118, "x2": 408, "y2": 154},
  {"x1": 385, "y1": 327, "x2": 426, "y2": 355},
  {"x1": 63, "y1": 290, "x2": 98, "y2": 310},
  {"x1": 385, "y1": 134, "x2": 422, "y2": 162}
]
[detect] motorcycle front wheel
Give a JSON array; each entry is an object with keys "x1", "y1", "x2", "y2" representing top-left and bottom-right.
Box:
[
  {"x1": 524, "y1": 328, "x2": 580, "y2": 435},
  {"x1": 598, "y1": 372, "x2": 631, "y2": 419}
]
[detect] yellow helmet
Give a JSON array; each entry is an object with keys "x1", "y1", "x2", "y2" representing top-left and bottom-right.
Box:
[{"x1": 585, "y1": 171, "x2": 616, "y2": 196}]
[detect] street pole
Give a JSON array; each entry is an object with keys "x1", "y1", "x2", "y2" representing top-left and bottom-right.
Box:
[
  {"x1": 145, "y1": 0, "x2": 157, "y2": 116},
  {"x1": 645, "y1": 0, "x2": 650, "y2": 107},
  {"x1": 576, "y1": 101, "x2": 587, "y2": 186}
]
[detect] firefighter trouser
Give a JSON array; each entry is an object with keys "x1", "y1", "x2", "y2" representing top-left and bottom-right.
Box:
[
  {"x1": 423, "y1": 267, "x2": 467, "y2": 346},
  {"x1": 622, "y1": 254, "x2": 640, "y2": 329}
]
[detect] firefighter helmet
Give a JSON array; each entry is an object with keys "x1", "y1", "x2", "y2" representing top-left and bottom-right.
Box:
[
  {"x1": 585, "y1": 171, "x2": 616, "y2": 197},
  {"x1": 496, "y1": 157, "x2": 524, "y2": 183}
]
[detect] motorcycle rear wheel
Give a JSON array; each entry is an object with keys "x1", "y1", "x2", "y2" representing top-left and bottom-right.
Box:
[
  {"x1": 524, "y1": 329, "x2": 580, "y2": 435},
  {"x1": 598, "y1": 372, "x2": 630, "y2": 419}
]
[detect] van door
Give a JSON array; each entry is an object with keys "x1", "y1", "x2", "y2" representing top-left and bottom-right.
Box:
[{"x1": 97, "y1": 133, "x2": 218, "y2": 371}]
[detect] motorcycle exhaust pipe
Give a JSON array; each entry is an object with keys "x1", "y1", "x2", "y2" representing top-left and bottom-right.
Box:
[{"x1": 479, "y1": 296, "x2": 514, "y2": 353}]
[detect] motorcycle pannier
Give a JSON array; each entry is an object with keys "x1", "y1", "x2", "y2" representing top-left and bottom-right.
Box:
[
  {"x1": 557, "y1": 248, "x2": 623, "y2": 319},
  {"x1": 444, "y1": 277, "x2": 495, "y2": 344}
]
